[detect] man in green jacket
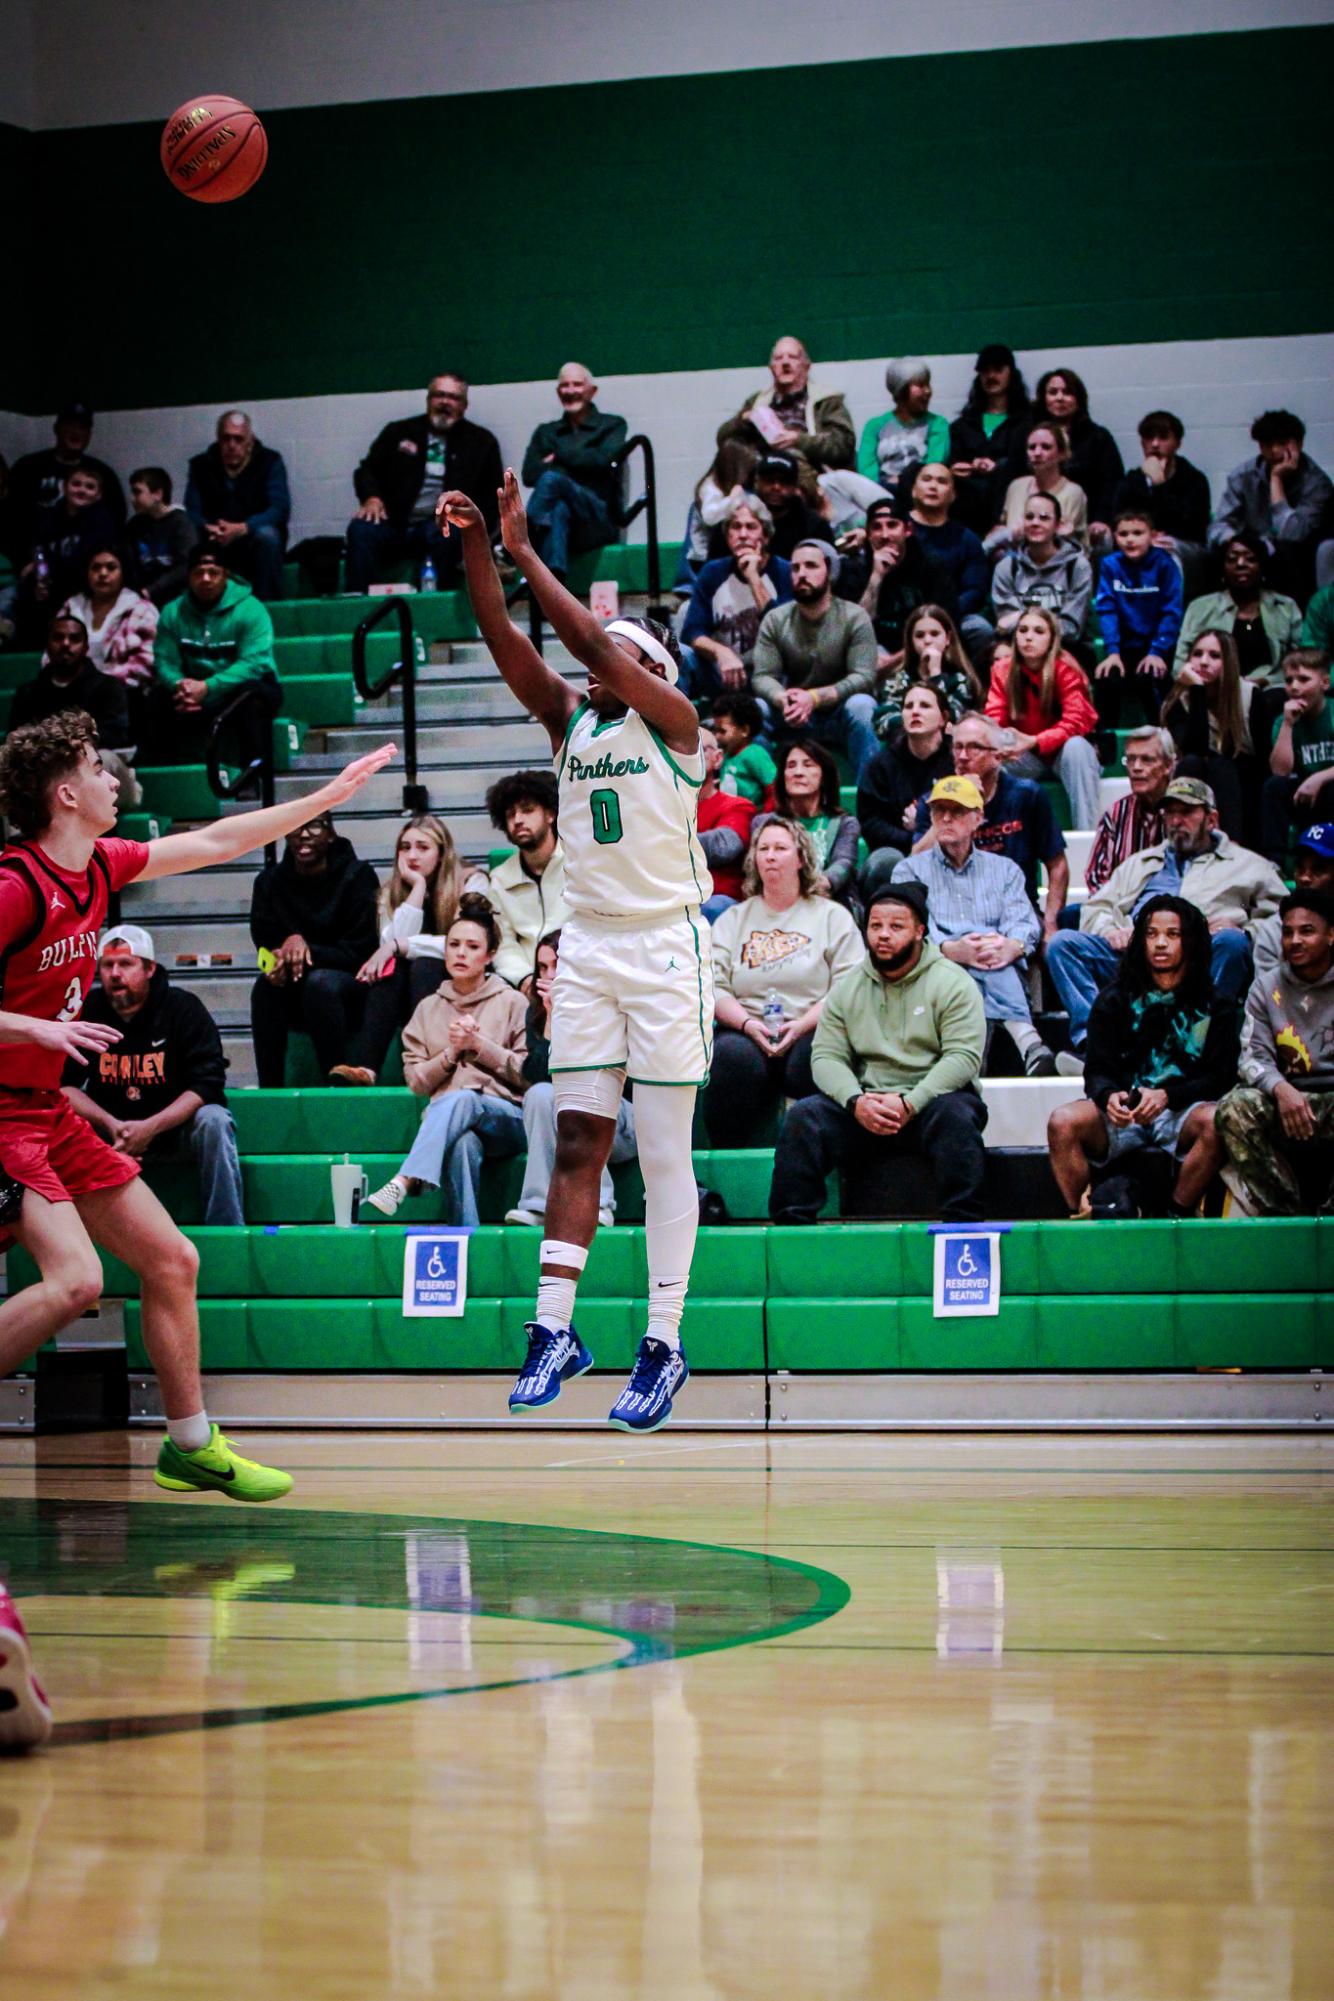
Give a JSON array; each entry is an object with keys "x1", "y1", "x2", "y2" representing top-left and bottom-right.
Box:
[
  {"x1": 152, "y1": 542, "x2": 281, "y2": 763},
  {"x1": 520, "y1": 362, "x2": 626, "y2": 578},
  {"x1": 769, "y1": 881, "x2": 989, "y2": 1223}
]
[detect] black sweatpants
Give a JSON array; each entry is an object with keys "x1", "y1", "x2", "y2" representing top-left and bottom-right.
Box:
[{"x1": 769, "y1": 1088, "x2": 989, "y2": 1223}]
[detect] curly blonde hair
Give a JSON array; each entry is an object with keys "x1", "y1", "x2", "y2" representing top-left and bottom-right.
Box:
[{"x1": 741, "y1": 815, "x2": 825, "y2": 900}]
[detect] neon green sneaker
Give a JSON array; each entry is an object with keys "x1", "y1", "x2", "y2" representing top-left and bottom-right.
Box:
[{"x1": 154, "y1": 1425, "x2": 294, "y2": 1504}]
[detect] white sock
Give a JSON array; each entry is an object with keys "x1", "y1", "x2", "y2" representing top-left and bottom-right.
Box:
[
  {"x1": 636, "y1": 1086, "x2": 699, "y2": 1355},
  {"x1": 536, "y1": 1239, "x2": 588, "y2": 1334},
  {"x1": 167, "y1": 1410, "x2": 212, "y2": 1452},
  {"x1": 1008, "y1": 1020, "x2": 1041, "y2": 1057}
]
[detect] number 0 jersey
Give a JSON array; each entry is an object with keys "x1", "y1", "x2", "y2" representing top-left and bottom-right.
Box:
[
  {"x1": 555, "y1": 702, "x2": 710, "y2": 925},
  {"x1": 0, "y1": 837, "x2": 149, "y2": 1092}
]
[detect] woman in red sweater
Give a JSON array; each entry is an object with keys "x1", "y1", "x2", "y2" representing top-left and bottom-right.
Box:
[{"x1": 985, "y1": 605, "x2": 1103, "y2": 828}]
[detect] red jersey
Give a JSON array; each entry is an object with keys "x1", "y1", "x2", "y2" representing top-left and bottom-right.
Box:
[
  {"x1": 0, "y1": 837, "x2": 149, "y2": 1092},
  {"x1": 697, "y1": 790, "x2": 755, "y2": 902}
]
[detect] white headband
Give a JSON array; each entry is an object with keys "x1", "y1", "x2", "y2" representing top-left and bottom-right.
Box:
[{"x1": 605, "y1": 618, "x2": 679, "y2": 685}]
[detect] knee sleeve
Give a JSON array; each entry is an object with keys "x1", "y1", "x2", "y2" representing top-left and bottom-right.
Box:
[
  {"x1": 634, "y1": 1085, "x2": 699, "y2": 1282},
  {"x1": 553, "y1": 1068, "x2": 626, "y2": 1121}
]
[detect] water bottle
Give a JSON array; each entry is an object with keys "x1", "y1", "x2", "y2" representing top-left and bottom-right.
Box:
[
  {"x1": 33, "y1": 546, "x2": 50, "y2": 594},
  {"x1": 419, "y1": 555, "x2": 438, "y2": 593},
  {"x1": 762, "y1": 989, "x2": 785, "y2": 1043}
]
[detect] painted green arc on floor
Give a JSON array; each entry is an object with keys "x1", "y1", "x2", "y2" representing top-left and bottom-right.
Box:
[{"x1": 2, "y1": 1499, "x2": 850, "y2": 1745}]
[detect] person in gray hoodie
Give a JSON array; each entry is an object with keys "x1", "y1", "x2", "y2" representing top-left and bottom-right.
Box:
[
  {"x1": 991, "y1": 490, "x2": 1092, "y2": 649},
  {"x1": 1214, "y1": 889, "x2": 1334, "y2": 1213}
]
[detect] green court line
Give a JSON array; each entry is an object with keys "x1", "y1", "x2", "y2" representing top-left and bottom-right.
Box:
[{"x1": 3, "y1": 1498, "x2": 850, "y2": 1748}]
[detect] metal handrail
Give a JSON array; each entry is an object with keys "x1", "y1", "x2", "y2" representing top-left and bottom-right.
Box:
[
  {"x1": 517, "y1": 432, "x2": 663, "y2": 652},
  {"x1": 206, "y1": 683, "x2": 277, "y2": 863},
  {"x1": 352, "y1": 594, "x2": 427, "y2": 811}
]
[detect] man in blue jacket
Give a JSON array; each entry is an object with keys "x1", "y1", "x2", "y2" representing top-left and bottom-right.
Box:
[
  {"x1": 1093, "y1": 508, "x2": 1184, "y2": 729},
  {"x1": 186, "y1": 411, "x2": 291, "y2": 602}
]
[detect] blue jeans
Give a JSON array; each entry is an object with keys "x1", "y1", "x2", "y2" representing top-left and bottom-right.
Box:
[
  {"x1": 526, "y1": 470, "x2": 614, "y2": 576},
  {"x1": 345, "y1": 514, "x2": 464, "y2": 592},
  {"x1": 147, "y1": 1103, "x2": 245, "y2": 1227},
  {"x1": 512, "y1": 1082, "x2": 637, "y2": 1222},
  {"x1": 1048, "y1": 924, "x2": 1253, "y2": 1048},
  {"x1": 804, "y1": 693, "x2": 879, "y2": 781},
  {"x1": 400, "y1": 1090, "x2": 526, "y2": 1227}
]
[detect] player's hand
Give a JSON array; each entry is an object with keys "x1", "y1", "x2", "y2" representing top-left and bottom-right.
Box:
[
  {"x1": 1096, "y1": 654, "x2": 1124, "y2": 679},
  {"x1": 317, "y1": 743, "x2": 397, "y2": 810},
  {"x1": 498, "y1": 469, "x2": 532, "y2": 558},
  {"x1": 438, "y1": 490, "x2": 484, "y2": 535},
  {"x1": 1133, "y1": 1087, "x2": 1169, "y2": 1125},
  {"x1": 1275, "y1": 1078, "x2": 1316, "y2": 1142},
  {"x1": 28, "y1": 1018, "x2": 121, "y2": 1065},
  {"x1": 356, "y1": 496, "x2": 388, "y2": 524}
]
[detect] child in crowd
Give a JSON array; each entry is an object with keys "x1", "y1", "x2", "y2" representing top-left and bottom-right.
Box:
[
  {"x1": 711, "y1": 692, "x2": 777, "y2": 804},
  {"x1": 1093, "y1": 509, "x2": 1184, "y2": 728},
  {"x1": 1263, "y1": 649, "x2": 1334, "y2": 862},
  {"x1": 872, "y1": 602, "x2": 982, "y2": 741}
]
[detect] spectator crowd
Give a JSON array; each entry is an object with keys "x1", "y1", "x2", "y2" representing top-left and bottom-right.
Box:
[{"x1": 3, "y1": 338, "x2": 1334, "y2": 1227}]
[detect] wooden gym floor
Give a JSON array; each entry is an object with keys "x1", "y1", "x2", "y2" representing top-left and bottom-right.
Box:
[{"x1": 0, "y1": 1429, "x2": 1330, "y2": 1999}]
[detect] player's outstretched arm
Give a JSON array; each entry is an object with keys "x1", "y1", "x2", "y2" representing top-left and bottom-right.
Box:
[
  {"x1": 134, "y1": 745, "x2": 397, "y2": 882},
  {"x1": 498, "y1": 471, "x2": 699, "y2": 753},
  {"x1": 0, "y1": 1013, "x2": 120, "y2": 1063},
  {"x1": 438, "y1": 490, "x2": 578, "y2": 752}
]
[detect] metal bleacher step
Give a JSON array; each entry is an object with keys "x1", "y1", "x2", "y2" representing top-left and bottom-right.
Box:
[{"x1": 304, "y1": 718, "x2": 552, "y2": 763}]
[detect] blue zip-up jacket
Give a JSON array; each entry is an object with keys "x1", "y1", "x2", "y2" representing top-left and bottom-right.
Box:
[{"x1": 1095, "y1": 546, "x2": 1183, "y2": 659}]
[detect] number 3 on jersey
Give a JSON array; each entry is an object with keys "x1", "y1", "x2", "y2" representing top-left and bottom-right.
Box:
[
  {"x1": 57, "y1": 976, "x2": 82, "y2": 1023},
  {"x1": 589, "y1": 788, "x2": 623, "y2": 845}
]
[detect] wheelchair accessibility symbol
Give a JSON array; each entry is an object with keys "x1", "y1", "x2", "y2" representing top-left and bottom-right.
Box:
[
  {"x1": 931, "y1": 1227, "x2": 1006, "y2": 1318},
  {"x1": 403, "y1": 1231, "x2": 470, "y2": 1318}
]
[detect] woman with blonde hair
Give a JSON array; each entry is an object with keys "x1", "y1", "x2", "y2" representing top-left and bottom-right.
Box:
[
  {"x1": 704, "y1": 816, "x2": 863, "y2": 1148},
  {"x1": 984, "y1": 604, "x2": 1102, "y2": 827},
  {"x1": 987, "y1": 420, "x2": 1089, "y2": 550},
  {"x1": 330, "y1": 813, "x2": 475, "y2": 1085},
  {"x1": 1160, "y1": 628, "x2": 1258, "y2": 842}
]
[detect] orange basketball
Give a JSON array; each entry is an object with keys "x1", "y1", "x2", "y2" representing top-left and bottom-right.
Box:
[{"x1": 160, "y1": 96, "x2": 267, "y2": 203}]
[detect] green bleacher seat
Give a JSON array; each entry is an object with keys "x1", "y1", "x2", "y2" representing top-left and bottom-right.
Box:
[{"x1": 269, "y1": 592, "x2": 478, "y2": 642}]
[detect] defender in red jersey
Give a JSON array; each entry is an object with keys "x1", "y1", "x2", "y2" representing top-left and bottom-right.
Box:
[{"x1": 0, "y1": 713, "x2": 394, "y2": 1542}]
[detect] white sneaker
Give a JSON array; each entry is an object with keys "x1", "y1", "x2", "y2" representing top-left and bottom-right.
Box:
[
  {"x1": 1219, "y1": 1163, "x2": 1259, "y2": 1217},
  {"x1": 1055, "y1": 1049, "x2": 1084, "y2": 1078},
  {"x1": 504, "y1": 1208, "x2": 543, "y2": 1227},
  {"x1": 598, "y1": 1207, "x2": 616, "y2": 1228},
  {"x1": 364, "y1": 1175, "x2": 408, "y2": 1218}
]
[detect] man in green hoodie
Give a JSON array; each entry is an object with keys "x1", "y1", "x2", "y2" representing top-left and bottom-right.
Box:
[
  {"x1": 152, "y1": 541, "x2": 281, "y2": 763},
  {"x1": 769, "y1": 880, "x2": 988, "y2": 1223}
]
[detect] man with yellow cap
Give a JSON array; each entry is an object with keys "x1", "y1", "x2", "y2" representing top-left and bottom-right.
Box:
[{"x1": 889, "y1": 774, "x2": 1058, "y2": 1075}]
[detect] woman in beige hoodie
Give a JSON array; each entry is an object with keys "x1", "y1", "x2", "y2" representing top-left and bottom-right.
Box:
[{"x1": 364, "y1": 895, "x2": 528, "y2": 1225}]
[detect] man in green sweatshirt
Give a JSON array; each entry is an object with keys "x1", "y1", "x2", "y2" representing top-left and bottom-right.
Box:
[
  {"x1": 152, "y1": 541, "x2": 281, "y2": 763},
  {"x1": 769, "y1": 880, "x2": 988, "y2": 1223}
]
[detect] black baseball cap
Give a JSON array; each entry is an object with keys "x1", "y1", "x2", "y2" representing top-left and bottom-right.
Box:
[
  {"x1": 756, "y1": 453, "x2": 800, "y2": 482},
  {"x1": 57, "y1": 399, "x2": 94, "y2": 425}
]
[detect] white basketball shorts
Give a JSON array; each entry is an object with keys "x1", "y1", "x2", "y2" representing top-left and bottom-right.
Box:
[{"x1": 550, "y1": 911, "x2": 714, "y2": 1087}]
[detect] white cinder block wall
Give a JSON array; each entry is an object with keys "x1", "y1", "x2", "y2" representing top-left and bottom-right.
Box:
[{"x1": 3, "y1": 334, "x2": 1333, "y2": 559}]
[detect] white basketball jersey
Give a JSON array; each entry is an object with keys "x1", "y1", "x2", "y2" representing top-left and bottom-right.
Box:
[{"x1": 556, "y1": 701, "x2": 710, "y2": 924}]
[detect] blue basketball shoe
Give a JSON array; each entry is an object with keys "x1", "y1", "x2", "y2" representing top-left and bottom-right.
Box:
[
  {"x1": 509, "y1": 1323, "x2": 594, "y2": 1412},
  {"x1": 607, "y1": 1338, "x2": 689, "y2": 1433}
]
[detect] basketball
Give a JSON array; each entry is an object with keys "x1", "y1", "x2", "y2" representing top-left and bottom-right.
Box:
[{"x1": 160, "y1": 95, "x2": 267, "y2": 203}]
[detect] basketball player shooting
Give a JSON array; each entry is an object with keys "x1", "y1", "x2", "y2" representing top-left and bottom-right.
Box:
[
  {"x1": 0, "y1": 716, "x2": 395, "y2": 1501},
  {"x1": 439, "y1": 474, "x2": 713, "y2": 1432}
]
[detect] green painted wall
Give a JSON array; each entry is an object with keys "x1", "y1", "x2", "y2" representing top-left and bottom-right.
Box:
[{"x1": 14, "y1": 25, "x2": 1334, "y2": 413}]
